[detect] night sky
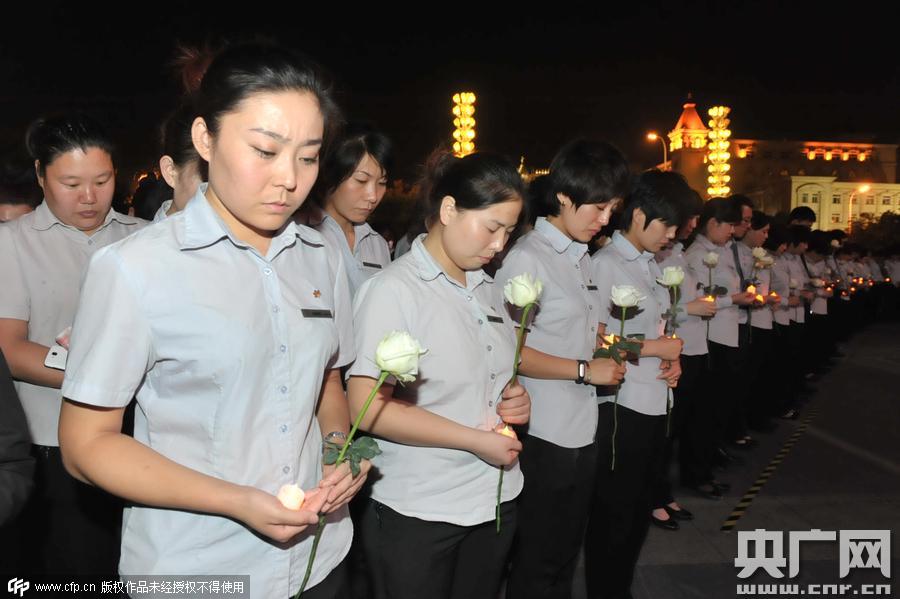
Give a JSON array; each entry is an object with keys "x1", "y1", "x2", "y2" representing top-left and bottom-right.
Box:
[{"x1": 2, "y1": 1, "x2": 897, "y2": 181}]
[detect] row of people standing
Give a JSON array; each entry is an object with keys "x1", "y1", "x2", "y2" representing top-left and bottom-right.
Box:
[{"x1": 4, "y1": 39, "x2": 893, "y2": 599}]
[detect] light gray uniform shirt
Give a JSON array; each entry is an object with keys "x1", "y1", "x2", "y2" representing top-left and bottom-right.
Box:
[
  {"x1": 61, "y1": 187, "x2": 354, "y2": 597},
  {"x1": 309, "y1": 210, "x2": 391, "y2": 298},
  {"x1": 0, "y1": 201, "x2": 144, "y2": 445},
  {"x1": 494, "y1": 217, "x2": 602, "y2": 448},
  {"x1": 658, "y1": 242, "x2": 708, "y2": 356},
  {"x1": 348, "y1": 235, "x2": 522, "y2": 526},
  {"x1": 592, "y1": 232, "x2": 670, "y2": 417},
  {"x1": 684, "y1": 235, "x2": 740, "y2": 348}
]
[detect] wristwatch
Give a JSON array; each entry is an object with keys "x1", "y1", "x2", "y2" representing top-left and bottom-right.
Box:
[
  {"x1": 324, "y1": 431, "x2": 348, "y2": 446},
  {"x1": 575, "y1": 360, "x2": 588, "y2": 384}
]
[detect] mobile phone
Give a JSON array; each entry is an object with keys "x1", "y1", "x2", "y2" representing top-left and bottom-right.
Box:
[{"x1": 44, "y1": 344, "x2": 68, "y2": 370}]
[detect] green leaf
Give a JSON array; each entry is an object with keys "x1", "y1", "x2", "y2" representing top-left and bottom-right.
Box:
[
  {"x1": 593, "y1": 347, "x2": 612, "y2": 359},
  {"x1": 322, "y1": 442, "x2": 342, "y2": 466},
  {"x1": 619, "y1": 341, "x2": 641, "y2": 353},
  {"x1": 627, "y1": 334, "x2": 646, "y2": 341},
  {"x1": 348, "y1": 456, "x2": 361, "y2": 477},
  {"x1": 350, "y1": 436, "x2": 382, "y2": 461}
]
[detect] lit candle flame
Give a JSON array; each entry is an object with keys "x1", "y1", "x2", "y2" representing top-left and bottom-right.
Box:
[
  {"x1": 747, "y1": 284, "x2": 756, "y2": 295},
  {"x1": 495, "y1": 424, "x2": 517, "y2": 439}
]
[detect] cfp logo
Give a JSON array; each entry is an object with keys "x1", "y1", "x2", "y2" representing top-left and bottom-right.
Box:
[
  {"x1": 7, "y1": 579, "x2": 29, "y2": 597},
  {"x1": 735, "y1": 529, "x2": 891, "y2": 579}
]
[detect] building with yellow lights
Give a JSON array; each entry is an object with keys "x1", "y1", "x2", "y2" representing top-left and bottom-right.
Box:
[{"x1": 663, "y1": 100, "x2": 900, "y2": 230}]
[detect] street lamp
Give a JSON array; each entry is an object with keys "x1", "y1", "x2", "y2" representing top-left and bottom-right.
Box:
[
  {"x1": 847, "y1": 183, "x2": 871, "y2": 236},
  {"x1": 646, "y1": 132, "x2": 668, "y2": 170}
]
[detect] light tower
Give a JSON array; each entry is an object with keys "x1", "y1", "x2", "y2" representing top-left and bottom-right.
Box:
[
  {"x1": 706, "y1": 106, "x2": 732, "y2": 198},
  {"x1": 452, "y1": 92, "x2": 476, "y2": 157}
]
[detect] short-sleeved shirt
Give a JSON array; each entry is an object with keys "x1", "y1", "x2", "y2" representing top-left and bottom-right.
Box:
[
  {"x1": 61, "y1": 186, "x2": 354, "y2": 596},
  {"x1": 0, "y1": 201, "x2": 144, "y2": 445},
  {"x1": 309, "y1": 209, "x2": 391, "y2": 298},
  {"x1": 783, "y1": 254, "x2": 810, "y2": 323},
  {"x1": 348, "y1": 235, "x2": 521, "y2": 526},
  {"x1": 592, "y1": 232, "x2": 670, "y2": 417},
  {"x1": 657, "y1": 242, "x2": 708, "y2": 356},
  {"x1": 735, "y1": 243, "x2": 775, "y2": 330},
  {"x1": 807, "y1": 259, "x2": 829, "y2": 315},
  {"x1": 771, "y1": 255, "x2": 793, "y2": 326},
  {"x1": 684, "y1": 235, "x2": 740, "y2": 348},
  {"x1": 494, "y1": 217, "x2": 601, "y2": 448}
]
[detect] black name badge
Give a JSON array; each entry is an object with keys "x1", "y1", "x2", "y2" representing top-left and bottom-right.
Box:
[
  {"x1": 587, "y1": 285, "x2": 599, "y2": 291},
  {"x1": 486, "y1": 315, "x2": 504, "y2": 324},
  {"x1": 362, "y1": 261, "x2": 383, "y2": 269},
  {"x1": 301, "y1": 308, "x2": 333, "y2": 319}
]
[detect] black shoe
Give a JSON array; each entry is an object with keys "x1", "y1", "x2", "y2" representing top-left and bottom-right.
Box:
[
  {"x1": 691, "y1": 483, "x2": 723, "y2": 500},
  {"x1": 731, "y1": 438, "x2": 756, "y2": 450},
  {"x1": 650, "y1": 512, "x2": 680, "y2": 530},
  {"x1": 781, "y1": 408, "x2": 800, "y2": 420},
  {"x1": 711, "y1": 479, "x2": 732, "y2": 492},
  {"x1": 749, "y1": 420, "x2": 778, "y2": 433},
  {"x1": 716, "y1": 447, "x2": 745, "y2": 465},
  {"x1": 664, "y1": 505, "x2": 694, "y2": 521}
]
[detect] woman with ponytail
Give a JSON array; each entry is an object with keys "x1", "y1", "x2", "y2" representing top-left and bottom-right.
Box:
[
  {"x1": 57, "y1": 42, "x2": 366, "y2": 598},
  {"x1": 347, "y1": 150, "x2": 531, "y2": 599}
]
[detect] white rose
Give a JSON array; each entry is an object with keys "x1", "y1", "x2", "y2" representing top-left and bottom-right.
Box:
[
  {"x1": 831, "y1": 239, "x2": 841, "y2": 248},
  {"x1": 276, "y1": 484, "x2": 306, "y2": 510},
  {"x1": 703, "y1": 251, "x2": 719, "y2": 267},
  {"x1": 810, "y1": 278, "x2": 825, "y2": 288},
  {"x1": 610, "y1": 285, "x2": 646, "y2": 308},
  {"x1": 503, "y1": 273, "x2": 544, "y2": 308},
  {"x1": 375, "y1": 331, "x2": 427, "y2": 383},
  {"x1": 758, "y1": 255, "x2": 775, "y2": 267},
  {"x1": 789, "y1": 278, "x2": 799, "y2": 289},
  {"x1": 752, "y1": 247, "x2": 767, "y2": 260},
  {"x1": 656, "y1": 266, "x2": 685, "y2": 287}
]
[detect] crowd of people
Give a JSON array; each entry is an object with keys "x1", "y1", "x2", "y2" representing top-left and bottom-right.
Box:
[{"x1": 1, "y1": 40, "x2": 899, "y2": 599}]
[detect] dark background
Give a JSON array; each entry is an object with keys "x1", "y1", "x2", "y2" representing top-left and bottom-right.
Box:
[{"x1": 1, "y1": 0, "x2": 897, "y2": 182}]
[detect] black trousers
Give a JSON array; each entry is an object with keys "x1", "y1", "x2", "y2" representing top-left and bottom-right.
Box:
[
  {"x1": 299, "y1": 557, "x2": 349, "y2": 599},
  {"x1": 746, "y1": 327, "x2": 775, "y2": 428},
  {"x1": 706, "y1": 341, "x2": 742, "y2": 447},
  {"x1": 585, "y1": 403, "x2": 666, "y2": 599},
  {"x1": 673, "y1": 353, "x2": 716, "y2": 487},
  {"x1": 18, "y1": 445, "x2": 121, "y2": 577},
  {"x1": 506, "y1": 434, "x2": 598, "y2": 599},
  {"x1": 362, "y1": 499, "x2": 516, "y2": 599}
]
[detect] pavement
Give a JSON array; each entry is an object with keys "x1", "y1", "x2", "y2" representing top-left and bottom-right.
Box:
[{"x1": 574, "y1": 321, "x2": 900, "y2": 599}]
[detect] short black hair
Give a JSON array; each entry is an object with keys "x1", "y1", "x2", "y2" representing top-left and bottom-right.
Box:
[
  {"x1": 763, "y1": 224, "x2": 786, "y2": 251},
  {"x1": 698, "y1": 197, "x2": 741, "y2": 232},
  {"x1": 25, "y1": 112, "x2": 116, "y2": 175},
  {"x1": 750, "y1": 210, "x2": 772, "y2": 231},
  {"x1": 530, "y1": 139, "x2": 630, "y2": 218},
  {"x1": 619, "y1": 169, "x2": 687, "y2": 232},
  {"x1": 789, "y1": 206, "x2": 817, "y2": 224},
  {"x1": 807, "y1": 230, "x2": 832, "y2": 255},
  {"x1": 314, "y1": 122, "x2": 393, "y2": 203},
  {"x1": 785, "y1": 224, "x2": 811, "y2": 246},
  {"x1": 730, "y1": 194, "x2": 755, "y2": 211}
]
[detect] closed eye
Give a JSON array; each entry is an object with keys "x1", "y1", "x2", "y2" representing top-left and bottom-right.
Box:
[{"x1": 253, "y1": 147, "x2": 275, "y2": 158}]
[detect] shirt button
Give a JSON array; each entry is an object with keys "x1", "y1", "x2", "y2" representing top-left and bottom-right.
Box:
[
  {"x1": 283, "y1": 465, "x2": 290, "y2": 474},
  {"x1": 280, "y1": 345, "x2": 287, "y2": 353},
  {"x1": 467, "y1": 296, "x2": 473, "y2": 301},
  {"x1": 589, "y1": 306, "x2": 593, "y2": 310},
  {"x1": 280, "y1": 386, "x2": 288, "y2": 394},
  {"x1": 487, "y1": 345, "x2": 493, "y2": 351},
  {"x1": 591, "y1": 327, "x2": 596, "y2": 332},
  {"x1": 489, "y1": 401, "x2": 493, "y2": 407},
  {"x1": 264, "y1": 267, "x2": 273, "y2": 275},
  {"x1": 490, "y1": 373, "x2": 496, "y2": 380},
  {"x1": 575, "y1": 264, "x2": 580, "y2": 269},
  {"x1": 478, "y1": 319, "x2": 484, "y2": 325},
  {"x1": 582, "y1": 284, "x2": 586, "y2": 289},
  {"x1": 273, "y1": 306, "x2": 279, "y2": 313},
  {"x1": 87, "y1": 239, "x2": 94, "y2": 245},
  {"x1": 280, "y1": 424, "x2": 288, "y2": 433}
]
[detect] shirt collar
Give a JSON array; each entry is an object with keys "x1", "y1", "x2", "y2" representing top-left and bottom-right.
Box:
[
  {"x1": 180, "y1": 183, "x2": 308, "y2": 253},
  {"x1": 410, "y1": 234, "x2": 489, "y2": 290},
  {"x1": 534, "y1": 217, "x2": 587, "y2": 261},
  {"x1": 309, "y1": 207, "x2": 379, "y2": 245},
  {"x1": 30, "y1": 200, "x2": 140, "y2": 232},
  {"x1": 611, "y1": 230, "x2": 654, "y2": 262},
  {"x1": 694, "y1": 234, "x2": 719, "y2": 252}
]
